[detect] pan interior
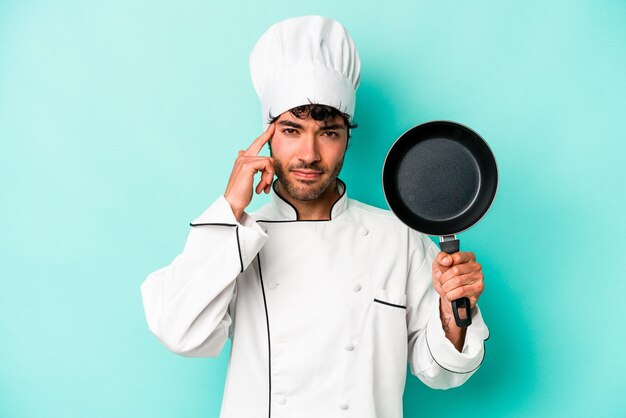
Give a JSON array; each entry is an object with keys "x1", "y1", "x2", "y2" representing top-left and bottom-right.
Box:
[{"x1": 396, "y1": 138, "x2": 480, "y2": 222}]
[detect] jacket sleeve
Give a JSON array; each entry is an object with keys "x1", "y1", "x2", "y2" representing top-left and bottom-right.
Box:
[
  {"x1": 405, "y1": 228, "x2": 490, "y2": 389},
  {"x1": 140, "y1": 195, "x2": 268, "y2": 357}
]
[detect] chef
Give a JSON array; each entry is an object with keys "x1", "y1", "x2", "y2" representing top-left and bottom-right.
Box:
[{"x1": 141, "y1": 15, "x2": 489, "y2": 418}]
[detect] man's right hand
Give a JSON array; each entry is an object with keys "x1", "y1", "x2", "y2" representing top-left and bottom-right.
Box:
[{"x1": 224, "y1": 123, "x2": 276, "y2": 221}]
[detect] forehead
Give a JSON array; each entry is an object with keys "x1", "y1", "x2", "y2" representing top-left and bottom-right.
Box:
[{"x1": 276, "y1": 110, "x2": 346, "y2": 128}]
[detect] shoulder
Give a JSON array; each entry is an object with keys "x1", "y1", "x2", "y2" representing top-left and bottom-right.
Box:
[
  {"x1": 346, "y1": 198, "x2": 409, "y2": 234},
  {"x1": 346, "y1": 198, "x2": 398, "y2": 221},
  {"x1": 347, "y1": 198, "x2": 438, "y2": 250}
]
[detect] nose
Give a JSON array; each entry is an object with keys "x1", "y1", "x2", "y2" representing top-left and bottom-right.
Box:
[{"x1": 296, "y1": 132, "x2": 321, "y2": 164}]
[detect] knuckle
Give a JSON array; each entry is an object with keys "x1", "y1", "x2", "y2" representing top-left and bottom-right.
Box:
[
  {"x1": 434, "y1": 274, "x2": 442, "y2": 287},
  {"x1": 444, "y1": 278, "x2": 458, "y2": 292},
  {"x1": 450, "y1": 276, "x2": 460, "y2": 288}
]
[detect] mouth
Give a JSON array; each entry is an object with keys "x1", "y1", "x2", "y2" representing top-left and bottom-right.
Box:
[{"x1": 291, "y1": 170, "x2": 323, "y2": 180}]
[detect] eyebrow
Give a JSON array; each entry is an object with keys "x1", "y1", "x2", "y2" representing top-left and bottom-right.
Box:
[
  {"x1": 319, "y1": 123, "x2": 346, "y2": 131},
  {"x1": 277, "y1": 120, "x2": 304, "y2": 129},
  {"x1": 277, "y1": 120, "x2": 346, "y2": 130}
]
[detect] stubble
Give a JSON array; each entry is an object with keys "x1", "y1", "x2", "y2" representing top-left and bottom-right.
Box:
[{"x1": 273, "y1": 157, "x2": 344, "y2": 201}]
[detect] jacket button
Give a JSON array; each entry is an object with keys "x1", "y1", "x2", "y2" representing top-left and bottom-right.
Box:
[
  {"x1": 277, "y1": 397, "x2": 287, "y2": 405},
  {"x1": 352, "y1": 284, "x2": 361, "y2": 292},
  {"x1": 339, "y1": 403, "x2": 349, "y2": 410},
  {"x1": 268, "y1": 281, "x2": 278, "y2": 290},
  {"x1": 359, "y1": 227, "x2": 369, "y2": 236},
  {"x1": 344, "y1": 343, "x2": 355, "y2": 351}
]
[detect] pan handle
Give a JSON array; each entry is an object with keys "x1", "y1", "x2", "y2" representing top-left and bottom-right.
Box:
[{"x1": 439, "y1": 235, "x2": 472, "y2": 328}]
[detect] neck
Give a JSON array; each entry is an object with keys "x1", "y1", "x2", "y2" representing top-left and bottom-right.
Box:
[{"x1": 275, "y1": 179, "x2": 342, "y2": 221}]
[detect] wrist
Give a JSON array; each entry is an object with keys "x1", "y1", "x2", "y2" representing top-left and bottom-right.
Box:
[
  {"x1": 439, "y1": 296, "x2": 454, "y2": 317},
  {"x1": 223, "y1": 195, "x2": 244, "y2": 222},
  {"x1": 439, "y1": 297, "x2": 466, "y2": 352}
]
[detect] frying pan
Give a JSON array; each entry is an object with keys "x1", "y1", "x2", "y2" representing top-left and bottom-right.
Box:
[{"x1": 382, "y1": 121, "x2": 498, "y2": 328}]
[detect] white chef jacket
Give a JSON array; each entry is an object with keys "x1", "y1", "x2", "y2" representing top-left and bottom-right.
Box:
[{"x1": 141, "y1": 179, "x2": 489, "y2": 418}]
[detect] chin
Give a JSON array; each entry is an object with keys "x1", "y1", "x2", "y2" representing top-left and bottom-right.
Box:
[
  {"x1": 288, "y1": 185, "x2": 326, "y2": 201},
  {"x1": 280, "y1": 176, "x2": 331, "y2": 201}
]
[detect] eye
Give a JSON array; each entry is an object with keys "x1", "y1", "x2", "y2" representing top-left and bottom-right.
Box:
[
  {"x1": 282, "y1": 128, "x2": 298, "y2": 135},
  {"x1": 323, "y1": 131, "x2": 340, "y2": 138}
]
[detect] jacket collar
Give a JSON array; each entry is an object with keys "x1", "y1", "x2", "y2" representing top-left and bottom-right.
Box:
[{"x1": 267, "y1": 178, "x2": 348, "y2": 221}]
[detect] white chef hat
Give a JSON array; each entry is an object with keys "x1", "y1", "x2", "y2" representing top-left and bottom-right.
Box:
[{"x1": 250, "y1": 15, "x2": 361, "y2": 127}]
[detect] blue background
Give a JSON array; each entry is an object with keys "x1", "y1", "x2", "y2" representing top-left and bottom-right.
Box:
[{"x1": 1, "y1": 1, "x2": 625, "y2": 417}]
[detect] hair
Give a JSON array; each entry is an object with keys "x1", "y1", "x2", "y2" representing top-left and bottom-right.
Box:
[{"x1": 268, "y1": 102, "x2": 358, "y2": 141}]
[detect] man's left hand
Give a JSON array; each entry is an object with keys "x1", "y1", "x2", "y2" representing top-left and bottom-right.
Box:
[
  {"x1": 431, "y1": 251, "x2": 484, "y2": 351},
  {"x1": 432, "y1": 251, "x2": 484, "y2": 315}
]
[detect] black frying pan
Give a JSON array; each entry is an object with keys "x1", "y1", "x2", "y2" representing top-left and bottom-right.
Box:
[{"x1": 382, "y1": 121, "x2": 498, "y2": 328}]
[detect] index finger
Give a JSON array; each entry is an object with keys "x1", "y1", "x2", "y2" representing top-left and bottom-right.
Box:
[
  {"x1": 450, "y1": 251, "x2": 476, "y2": 265},
  {"x1": 244, "y1": 122, "x2": 276, "y2": 156},
  {"x1": 433, "y1": 251, "x2": 453, "y2": 267}
]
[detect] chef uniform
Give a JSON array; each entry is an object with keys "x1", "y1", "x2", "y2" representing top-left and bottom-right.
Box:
[{"x1": 141, "y1": 15, "x2": 489, "y2": 418}]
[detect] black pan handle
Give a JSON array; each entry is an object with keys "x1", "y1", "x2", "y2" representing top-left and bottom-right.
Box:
[{"x1": 439, "y1": 236, "x2": 472, "y2": 328}]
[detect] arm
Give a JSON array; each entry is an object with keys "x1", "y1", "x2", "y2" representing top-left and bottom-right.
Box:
[
  {"x1": 406, "y1": 230, "x2": 490, "y2": 389},
  {"x1": 140, "y1": 196, "x2": 267, "y2": 357},
  {"x1": 140, "y1": 123, "x2": 276, "y2": 357}
]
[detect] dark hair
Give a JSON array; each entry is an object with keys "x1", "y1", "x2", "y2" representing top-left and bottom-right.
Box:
[{"x1": 268, "y1": 102, "x2": 358, "y2": 140}]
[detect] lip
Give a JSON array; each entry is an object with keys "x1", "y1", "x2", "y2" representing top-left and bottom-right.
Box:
[{"x1": 291, "y1": 170, "x2": 323, "y2": 179}]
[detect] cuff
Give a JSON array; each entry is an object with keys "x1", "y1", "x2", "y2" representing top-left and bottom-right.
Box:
[
  {"x1": 425, "y1": 304, "x2": 490, "y2": 374},
  {"x1": 190, "y1": 195, "x2": 268, "y2": 269}
]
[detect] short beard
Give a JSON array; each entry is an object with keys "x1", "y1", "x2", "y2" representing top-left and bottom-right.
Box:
[{"x1": 273, "y1": 157, "x2": 344, "y2": 201}]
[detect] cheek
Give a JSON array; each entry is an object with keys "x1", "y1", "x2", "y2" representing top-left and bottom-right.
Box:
[
  {"x1": 322, "y1": 142, "x2": 347, "y2": 165},
  {"x1": 269, "y1": 137, "x2": 295, "y2": 158}
]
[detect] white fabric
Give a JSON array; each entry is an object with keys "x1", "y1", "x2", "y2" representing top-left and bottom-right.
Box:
[
  {"x1": 249, "y1": 15, "x2": 361, "y2": 127},
  {"x1": 140, "y1": 180, "x2": 490, "y2": 418}
]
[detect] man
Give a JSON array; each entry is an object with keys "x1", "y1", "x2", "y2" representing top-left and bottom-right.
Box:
[{"x1": 141, "y1": 15, "x2": 489, "y2": 418}]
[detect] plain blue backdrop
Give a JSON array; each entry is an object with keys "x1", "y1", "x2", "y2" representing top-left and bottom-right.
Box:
[{"x1": 1, "y1": 1, "x2": 625, "y2": 417}]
